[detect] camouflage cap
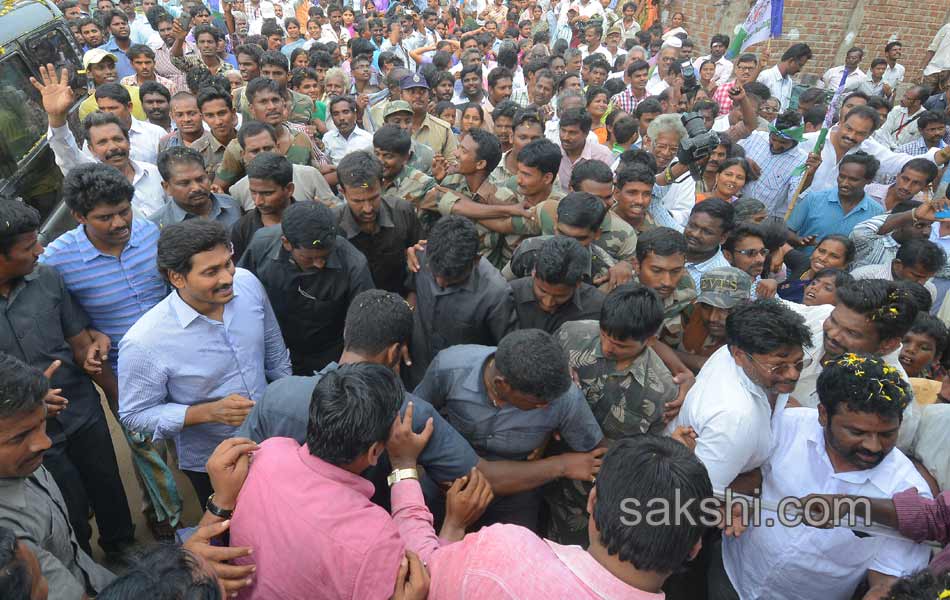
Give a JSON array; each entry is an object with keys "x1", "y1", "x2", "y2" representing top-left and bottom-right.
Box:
[
  {"x1": 383, "y1": 100, "x2": 414, "y2": 118},
  {"x1": 697, "y1": 266, "x2": 752, "y2": 309}
]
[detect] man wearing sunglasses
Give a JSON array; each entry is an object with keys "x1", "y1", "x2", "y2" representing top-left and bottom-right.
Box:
[
  {"x1": 667, "y1": 299, "x2": 813, "y2": 494},
  {"x1": 722, "y1": 223, "x2": 770, "y2": 298}
]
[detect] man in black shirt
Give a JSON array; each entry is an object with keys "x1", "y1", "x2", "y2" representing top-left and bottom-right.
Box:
[
  {"x1": 511, "y1": 236, "x2": 604, "y2": 334},
  {"x1": 333, "y1": 150, "x2": 421, "y2": 295},
  {"x1": 238, "y1": 201, "x2": 374, "y2": 375},
  {"x1": 230, "y1": 152, "x2": 294, "y2": 260}
]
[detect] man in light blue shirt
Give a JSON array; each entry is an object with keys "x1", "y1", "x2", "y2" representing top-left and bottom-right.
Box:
[
  {"x1": 119, "y1": 219, "x2": 291, "y2": 506},
  {"x1": 788, "y1": 151, "x2": 885, "y2": 258}
]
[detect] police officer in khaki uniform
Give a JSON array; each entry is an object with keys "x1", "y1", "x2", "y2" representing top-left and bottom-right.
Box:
[{"x1": 399, "y1": 73, "x2": 459, "y2": 157}]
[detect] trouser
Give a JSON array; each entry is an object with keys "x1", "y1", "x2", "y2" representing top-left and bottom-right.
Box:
[
  {"x1": 183, "y1": 469, "x2": 214, "y2": 510},
  {"x1": 43, "y1": 412, "x2": 135, "y2": 556},
  {"x1": 706, "y1": 534, "x2": 741, "y2": 600}
]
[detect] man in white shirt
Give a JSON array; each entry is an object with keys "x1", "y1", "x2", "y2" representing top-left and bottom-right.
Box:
[
  {"x1": 319, "y1": 4, "x2": 350, "y2": 45},
  {"x1": 781, "y1": 279, "x2": 921, "y2": 451},
  {"x1": 818, "y1": 46, "x2": 868, "y2": 94},
  {"x1": 757, "y1": 42, "x2": 813, "y2": 110},
  {"x1": 323, "y1": 95, "x2": 373, "y2": 165},
  {"x1": 882, "y1": 41, "x2": 905, "y2": 98},
  {"x1": 800, "y1": 105, "x2": 949, "y2": 195},
  {"x1": 646, "y1": 41, "x2": 679, "y2": 97},
  {"x1": 566, "y1": 0, "x2": 604, "y2": 21},
  {"x1": 717, "y1": 354, "x2": 932, "y2": 600},
  {"x1": 874, "y1": 85, "x2": 930, "y2": 150},
  {"x1": 87, "y1": 82, "x2": 166, "y2": 165},
  {"x1": 668, "y1": 299, "x2": 813, "y2": 493},
  {"x1": 693, "y1": 34, "x2": 733, "y2": 87},
  {"x1": 33, "y1": 64, "x2": 166, "y2": 216},
  {"x1": 924, "y1": 22, "x2": 950, "y2": 92}
]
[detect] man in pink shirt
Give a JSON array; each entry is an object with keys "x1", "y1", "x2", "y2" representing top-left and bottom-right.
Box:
[
  {"x1": 228, "y1": 362, "x2": 414, "y2": 600},
  {"x1": 386, "y1": 430, "x2": 714, "y2": 599}
]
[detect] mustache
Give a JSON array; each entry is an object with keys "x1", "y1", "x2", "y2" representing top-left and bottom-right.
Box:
[{"x1": 104, "y1": 149, "x2": 127, "y2": 160}]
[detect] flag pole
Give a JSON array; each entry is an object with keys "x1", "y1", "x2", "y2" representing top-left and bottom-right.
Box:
[{"x1": 784, "y1": 67, "x2": 851, "y2": 220}]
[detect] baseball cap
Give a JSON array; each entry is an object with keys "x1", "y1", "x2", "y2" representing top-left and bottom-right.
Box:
[
  {"x1": 281, "y1": 201, "x2": 337, "y2": 250},
  {"x1": 83, "y1": 48, "x2": 118, "y2": 70},
  {"x1": 399, "y1": 73, "x2": 429, "y2": 90},
  {"x1": 697, "y1": 267, "x2": 752, "y2": 309},
  {"x1": 383, "y1": 100, "x2": 414, "y2": 118},
  {"x1": 605, "y1": 24, "x2": 622, "y2": 38}
]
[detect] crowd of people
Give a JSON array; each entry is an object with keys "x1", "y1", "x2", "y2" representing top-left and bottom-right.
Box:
[{"x1": 6, "y1": 0, "x2": 950, "y2": 597}]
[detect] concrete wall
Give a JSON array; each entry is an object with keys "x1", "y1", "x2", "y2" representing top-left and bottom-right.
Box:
[{"x1": 673, "y1": 0, "x2": 950, "y2": 85}]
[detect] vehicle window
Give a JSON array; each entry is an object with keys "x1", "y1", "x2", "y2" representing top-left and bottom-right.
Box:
[
  {"x1": 0, "y1": 53, "x2": 49, "y2": 178},
  {"x1": 26, "y1": 27, "x2": 85, "y2": 96}
]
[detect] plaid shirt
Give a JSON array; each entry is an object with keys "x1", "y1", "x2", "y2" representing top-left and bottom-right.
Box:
[
  {"x1": 737, "y1": 131, "x2": 808, "y2": 217},
  {"x1": 712, "y1": 81, "x2": 739, "y2": 114},
  {"x1": 895, "y1": 137, "x2": 942, "y2": 156},
  {"x1": 610, "y1": 87, "x2": 651, "y2": 113}
]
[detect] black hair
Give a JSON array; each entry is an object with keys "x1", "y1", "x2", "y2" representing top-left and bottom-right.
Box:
[
  {"x1": 812, "y1": 267, "x2": 854, "y2": 289},
  {"x1": 732, "y1": 197, "x2": 766, "y2": 222},
  {"x1": 617, "y1": 147, "x2": 658, "y2": 173},
  {"x1": 487, "y1": 66, "x2": 513, "y2": 89},
  {"x1": 139, "y1": 80, "x2": 171, "y2": 103},
  {"x1": 427, "y1": 215, "x2": 479, "y2": 280},
  {"x1": 156, "y1": 219, "x2": 230, "y2": 282},
  {"x1": 916, "y1": 109, "x2": 946, "y2": 131},
  {"x1": 895, "y1": 238, "x2": 946, "y2": 274},
  {"x1": 192, "y1": 23, "x2": 222, "y2": 42},
  {"x1": 98, "y1": 544, "x2": 220, "y2": 600},
  {"x1": 725, "y1": 299, "x2": 813, "y2": 354},
  {"x1": 305, "y1": 363, "x2": 402, "y2": 465},
  {"x1": 844, "y1": 104, "x2": 882, "y2": 130},
  {"x1": 337, "y1": 150, "x2": 383, "y2": 189},
  {"x1": 492, "y1": 99, "x2": 520, "y2": 122},
  {"x1": 237, "y1": 121, "x2": 277, "y2": 148},
  {"x1": 593, "y1": 435, "x2": 712, "y2": 572},
  {"x1": 585, "y1": 85, "x2": 609, "y2": 106},
  {"x1": 104, "y1": 7, "x2": 127, "y2": 25},
  {"x1": 343, "y1": 289, "x2": 413, "y2": 356},
  {"x1": 774, "y1": 109, "x2": 802, "y2": 131},
  {"x1": 534, "y1": 236, "x2": 589, "y2": 287},
  {"x1": 465, "y1": 128, "x2": 503, "y2": 174},
  {"x1": 625, "y1": 58, "x2": 650, "y2": 78},
  {"x1": 839, "y1": 149, "x2": 880, "y2": 181},
  {"x1": 0, "y1": 352, "x2": 48, "y2": 421},
  {"x1": 557, "y1": 191, "x2": 607, "y2": 231},
  {"x1": 556, "y1": 71, "x2": 581, "y2": 92},
  {"x1": 870, "y1": 57, "x2": 887, "y2": 69},
  {"x1": 635, "y1": 226, "x2": 687, "y2": 262},
  {"x1": 246, "y1": 152, "x2": 293, "y2": 187},
  {"x1": 901, "y1": 158, "x2": 939, "y2": 185},
  {"x1": 559, "y1": 106, "x2": 593, "y2": 134},
  {"x1": 512, "y1": 107, "x2": 544, "y2": 133},
  {"x1": 894, "y1": 279, "x2": 934, "y2": 314},
  {"x1": 495, "y1": 44, "x2": 518, "y2": 70},
  {"x1": 693, "y1": 99, "x2": 719, "y2": 118},
  {"x1": 516, "y1": 138, "x2": 561, "y2": 176},
  {"x1": 460, "y1": 102, "x2": 485, "y2": 125},
  {"x1": 328, "y1": 94, "x2": 357, "y2": 113},
  {"x1": 690, "y1": 197, "x2": 735, "y2": 234},
  {"x1": 95, "y1": 82, "x2": 132, "y2": 105},
  {"x1": 434, "y1": 100, "x2": 456, "y2": 118},
  {"x1": 145, "y1": 6, "x2": 171, "y2": 30},
  {"x1": 494, "y1": 329, "x2": 572, "y2": 401},
  {"x1": 81, "y1": 111, "x2": 129, "y2": 145},
  {"x1": 0, "y1": 526, "x2": 31, "y2": 600},
  {"x1": 260, "y1": 21, "x2": 284, "y2": 39},
  {"x1": 798, "y1": 87, "x2": 825, "y2": 106},
  {"x1": 570, "y1": 158, "x2": 613, "y2": 190},
  {"x1": 710, "y1": 33, "x2": 729, "y2": 47},
  {"x1": 722, "y1": 222, "x2": 766, "y2": 253},
  {"x1": 836, "y1": 280, "x2": 919, "y2": 343},
  {"x1": 196, "y1": 86, "x2": 233, "y2": 112},
  {"x1": 908, "y1": 312, "x2": 949, "y2": 360},
  {"x1": 184, "y1": 67, "x2": 212, "y2": 95},
  {"x1": 612, "y1": 116, "x2": 639, "y2": 146},
  {"x1": 290, "y1": 66, "x2": 319, "y2": 89},
  {"x1": 781, "y1": 42, "x2": 813, "y2": 62},
  {"x1": 235, "y1": 43, "x2": 264, "y2": 64},
  {"x1": 615, "y1": 163, "x2": 654, "y2": 190},
  {"x1": 245, "y1": 76, "x2": 282, "y2": 104},
  {"x1": 817, "y1": 353, "x2": 909, "y2": 421},
  {"x1": 815, "y1": 234, "x2": 856, "y2": 264},
  {"x1": 803, "y1": 106, "x2": 826, "y2": 128},
  {"x1": 634, "y1": 98, "x2": 663, "y2": 119},
  {"x1": 373, "y1": 124, "x2": 411, "y2": 156},
  {"x1": 280, "y1": 201, "x2": 337, "y2": 249},
  {"x1": 63, "y1": 162, "x2": 134, "y2": 216},
  {"x1": 157, "y1": 145, "x2": 205, "y2": 181},
  {"x1": 600, "y1": 283, "x2": 664, "y2": 341},
  {"x1": 126, "y1": 43, "x2": 155, "y2": 61},
  {"x1": 260, "y1": 49, "x2": 290, "y2": 73}
]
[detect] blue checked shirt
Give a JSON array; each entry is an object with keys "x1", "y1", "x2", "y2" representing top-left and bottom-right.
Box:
[
  {"x1": 737, "y1": 131, "x2": 808, "y2": 217},
  {"x1": 651, "y1": 184, "x2": 686, "y2": 232}
]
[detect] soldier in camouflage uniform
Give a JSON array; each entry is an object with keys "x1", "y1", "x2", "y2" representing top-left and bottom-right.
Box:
[
  {"x1": 373, "y1": 122, "x2": 440, "y2": 235},
  {"x1": 632, "y1": 227, "x2": 698, "y2": 347},
  {"x1": 546, "y1": 284, "x2": 678, "y2": 546},
  {"x1": 381, "y1": 100, "x2": 435, "y2": 173},
  {"x1": 488, "y1": 107, "x2": 547, "y2": 193}
]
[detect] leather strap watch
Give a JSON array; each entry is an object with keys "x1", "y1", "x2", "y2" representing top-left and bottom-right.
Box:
[
  {"x1": 206, "y1": 494, "x2": 234, "y2": 519},
  {"x1": 387, "y1": 467, "x2": 419, "y2": 487}
]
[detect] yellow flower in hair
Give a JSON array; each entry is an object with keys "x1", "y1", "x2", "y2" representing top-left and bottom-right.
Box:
[{"x1": 938, "y1": 589, "x2": 950, "y2": 600}]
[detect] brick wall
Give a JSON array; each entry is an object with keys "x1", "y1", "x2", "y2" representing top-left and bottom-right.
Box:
[{"x1": 672, "y1": 0, "x2": 950, "y2": 86}]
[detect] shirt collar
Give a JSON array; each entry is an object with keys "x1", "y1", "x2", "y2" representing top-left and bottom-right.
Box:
[
  {"x1": 826, "y1": 192, "x2": 876, "y2": 216},
  {"x1": 338, "y1": 198, "x2": 395, "y2": 238},
  {"x1": 805, "y1": 417, "x2": 900, "y2": 493},
  {"x1": 168, "y1": 193, "x2": 228, "y2": 223},
  {"x1": 294, "y1": 444, "x2": 376, "y2": 498},
  {"x1": 545, "y1": 540, "x2": 665, "y2": 600}
]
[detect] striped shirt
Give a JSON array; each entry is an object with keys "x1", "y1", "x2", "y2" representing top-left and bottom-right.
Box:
[
  {"x1": 39, "y1": 218, "x2": 167, "y2": 365},
  {"x1": 850, "y1": 214, "x2": 900, "y2": 270},
  {"x1": 737, "y1": 130, "x2": 807, "y2": 217}
]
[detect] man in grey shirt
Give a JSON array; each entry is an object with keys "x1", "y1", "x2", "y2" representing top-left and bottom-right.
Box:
[
  {"x1": 413, "y1": 329, "x2": 605, "y2": 532},
  {"x1": 151, "y1": 146, "x2": 241, "y2": 230},
  {"x1": 0, "y1": 354, "x2": 114, "y2": 599}
]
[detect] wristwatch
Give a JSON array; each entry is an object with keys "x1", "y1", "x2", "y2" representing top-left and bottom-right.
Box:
[
  {"x1": 206, "y1": 494, "x2": 234, "y2": 519},
  {"x1": 387, "y1": 467, "x2": 419, "y2": 487}
]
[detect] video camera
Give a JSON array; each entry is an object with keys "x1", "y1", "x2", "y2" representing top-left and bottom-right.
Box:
[{"x1": 677, "y1": 112, "x2": 720, "y2": 180}]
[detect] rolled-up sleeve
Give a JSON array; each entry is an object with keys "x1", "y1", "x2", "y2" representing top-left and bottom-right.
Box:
[{"x1": 117, "y1": 342, "x2": 187, "y2": 441}]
